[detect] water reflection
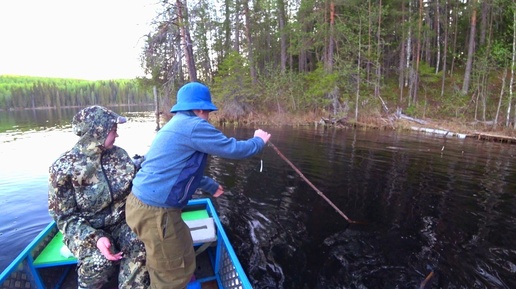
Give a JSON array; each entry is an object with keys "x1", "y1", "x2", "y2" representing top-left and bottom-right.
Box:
[{"x1": 0, "y1": 105, "x2": 155, "y2": 133}]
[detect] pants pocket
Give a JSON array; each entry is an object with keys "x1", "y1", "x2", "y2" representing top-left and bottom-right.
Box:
[{"x1": 146, "y1": 244, "x2": 195, "y2": 288}]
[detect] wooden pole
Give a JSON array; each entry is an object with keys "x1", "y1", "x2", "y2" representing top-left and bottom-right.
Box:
[
  {"x1": 268, "y1": 142, "x2": 360, "y2": 224},
  {"x1": 153, "y1": 86, "x2": 160, "y2": 131}
]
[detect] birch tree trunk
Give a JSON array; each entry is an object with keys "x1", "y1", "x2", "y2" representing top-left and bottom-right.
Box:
[
  {"x1": 356, "y1": 18, "x2": 362, "y2": 121},
  {"x1": 441, "y1": 0, "x2": 449, "y2": 97},
  {"x1": 435, "y1": 0, "x2": 441, "y2": 74},
  {"x1": 367, "y1": 0, "x2": 372, "y2": 82},
  {"x1": 374, "y1": 0, "x2": 382, "y2": 105},
  {"x1": 406, "y1": 1, "x2": 413, "y2": 90},
  {"x1": 410, "y1": 0, "x2": 423, "y2": 105},
  {"x1": 450, "y1": 1, "x2": 459, "y2": 76},
  {"x1": 494, "y1": 68, "x2": 507, "y2": 127},
  {"x1": 398, "y1": 0, "x2": 406, "y2": 102},
  {"x1": 508, "y1": 6, "x2": 516, "y2": 128}
]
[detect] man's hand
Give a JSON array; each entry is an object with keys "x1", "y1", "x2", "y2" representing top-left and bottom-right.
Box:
[
  {"x1": 254, "y1": 129, "x2": 271, "y2": 144},
  {"x1": 213, "y1": 185, "x2": 224, "y2": 197},
  {"x1": 96, "y1": 237, "x2": 123, "y2": 261}
]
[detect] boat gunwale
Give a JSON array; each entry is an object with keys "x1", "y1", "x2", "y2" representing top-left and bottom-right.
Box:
[
  {"x1": 189, "y1": 198, "x2": 253, "y2": 288},
  {"x1": 0, "y1": 221, "x2": 54, "y2": 282}
]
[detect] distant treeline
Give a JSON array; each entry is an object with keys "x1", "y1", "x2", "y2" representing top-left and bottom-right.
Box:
[{"x1": 0, "y1": 75, "x2": 153, "y2": 110}]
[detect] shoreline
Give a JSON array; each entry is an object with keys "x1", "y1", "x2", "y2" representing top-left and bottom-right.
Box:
[
  {"x1": 5, "y1": 105, "x2": 516, "y2": 144},
  {"x1": 210, "y1": 112, "x2": 516, "y2": 144}
]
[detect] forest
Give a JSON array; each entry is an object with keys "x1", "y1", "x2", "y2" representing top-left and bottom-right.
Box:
[
  {"x1": 1, "y1": 0, "x2": 516, "y2": 129},
  {"x1": 0, "y1": 76, "x2": 153, "y2": 109}
]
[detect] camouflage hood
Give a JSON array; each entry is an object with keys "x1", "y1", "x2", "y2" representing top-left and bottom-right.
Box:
[{"x1": 72, "y1": 106, "x2": 126, "y2": 155}]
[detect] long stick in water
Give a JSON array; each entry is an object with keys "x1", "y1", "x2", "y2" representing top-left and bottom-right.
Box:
[{"x1": 268, "y1": 142, "x2": 359, "y2": 224}]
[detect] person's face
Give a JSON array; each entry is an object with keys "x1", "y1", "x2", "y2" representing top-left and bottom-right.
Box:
[{"x1": 103, "y1": 124, "x2": 118, "y2": 149}]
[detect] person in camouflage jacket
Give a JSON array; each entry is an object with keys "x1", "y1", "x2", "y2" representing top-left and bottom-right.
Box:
[{"x1": 48, "y1": 105, "x2": 149, "y2": 289}]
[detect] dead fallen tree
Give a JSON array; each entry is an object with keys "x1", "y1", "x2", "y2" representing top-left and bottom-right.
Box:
[
  {"x1": 410, "y1": 126, "x2": 467, "y2": 139},
  {"x1": 394, "y1": 109, "x2": 467, "y2": 138},
  {"x1": 394, "y1": 108, "x2": 427, "y2": 125}
]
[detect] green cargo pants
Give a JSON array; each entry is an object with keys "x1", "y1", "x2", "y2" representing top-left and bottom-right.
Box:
[{"x1": 126, "y1": 192, "x2": 196, "y2": 289}]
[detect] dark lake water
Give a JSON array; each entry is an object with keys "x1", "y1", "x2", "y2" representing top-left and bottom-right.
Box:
[{"x1": 0, "y1": 107, "x2": 515, "y2": 289}]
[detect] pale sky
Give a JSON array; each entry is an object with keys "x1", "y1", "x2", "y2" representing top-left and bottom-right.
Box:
[{"x1": 0, "y1": 0, "x2": 158, "y2": 80}]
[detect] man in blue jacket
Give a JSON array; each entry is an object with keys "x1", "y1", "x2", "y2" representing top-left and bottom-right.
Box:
[{"x1": 126, "y1": 82, "x2": 271, "y2": 289}]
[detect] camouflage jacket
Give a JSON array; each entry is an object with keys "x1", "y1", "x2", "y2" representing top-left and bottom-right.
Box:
[{"x1": 48, "y1": 106, "x2": 135, "y2": 246}]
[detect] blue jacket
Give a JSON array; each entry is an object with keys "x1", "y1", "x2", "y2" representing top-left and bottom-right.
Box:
[{"x1": 132, "y1": 111, "x2": 265, "y2": 208}]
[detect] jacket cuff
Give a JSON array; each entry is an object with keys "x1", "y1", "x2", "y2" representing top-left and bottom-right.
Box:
[
  {"x1": 92, "y1": 230, "x2": 107, "y2": 244},
  {"x1": 199, "y1": 176, "x2": 219, "y2": 195}
]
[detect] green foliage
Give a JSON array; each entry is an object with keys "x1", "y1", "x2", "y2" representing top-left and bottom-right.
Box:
[
  {"x1": 405, "y1": 105, "x2": 417, "y2": 116},
  {"x1": 439, "y1": 91, "x2": 471, "y2": 119},
  {"x1": 490, "y1": 40, "x2": 512, "y2": 66},
  {"x1": 418, "y1": 62, "x2": 442, "y2": 85},
  {"x1": 302, "y1": 65, "x2": 338, "y2": 110},
  {"x1": 258, "y1": 65, "x2": 307, "y2": 113},
  {"x1": 211, "y1": 52, "x2": 255, "y2": 119}
]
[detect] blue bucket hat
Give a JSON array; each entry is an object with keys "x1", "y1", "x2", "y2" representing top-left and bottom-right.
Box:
[{"x1": 170, "y1": 82, "x2": 218, "y2": 113}]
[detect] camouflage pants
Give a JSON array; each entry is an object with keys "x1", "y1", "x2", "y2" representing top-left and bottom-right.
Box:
[
  {"x1": 126, "y1": 192, "x2": 196, "y2": 289},
  {"x1": 65, "y1": 221, "x2": 149, "y2": 289}
]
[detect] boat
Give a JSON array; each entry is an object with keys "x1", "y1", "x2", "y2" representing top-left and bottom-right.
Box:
[{"x1": 0, "y1": 198, "x2": 252, "y2": 289}]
